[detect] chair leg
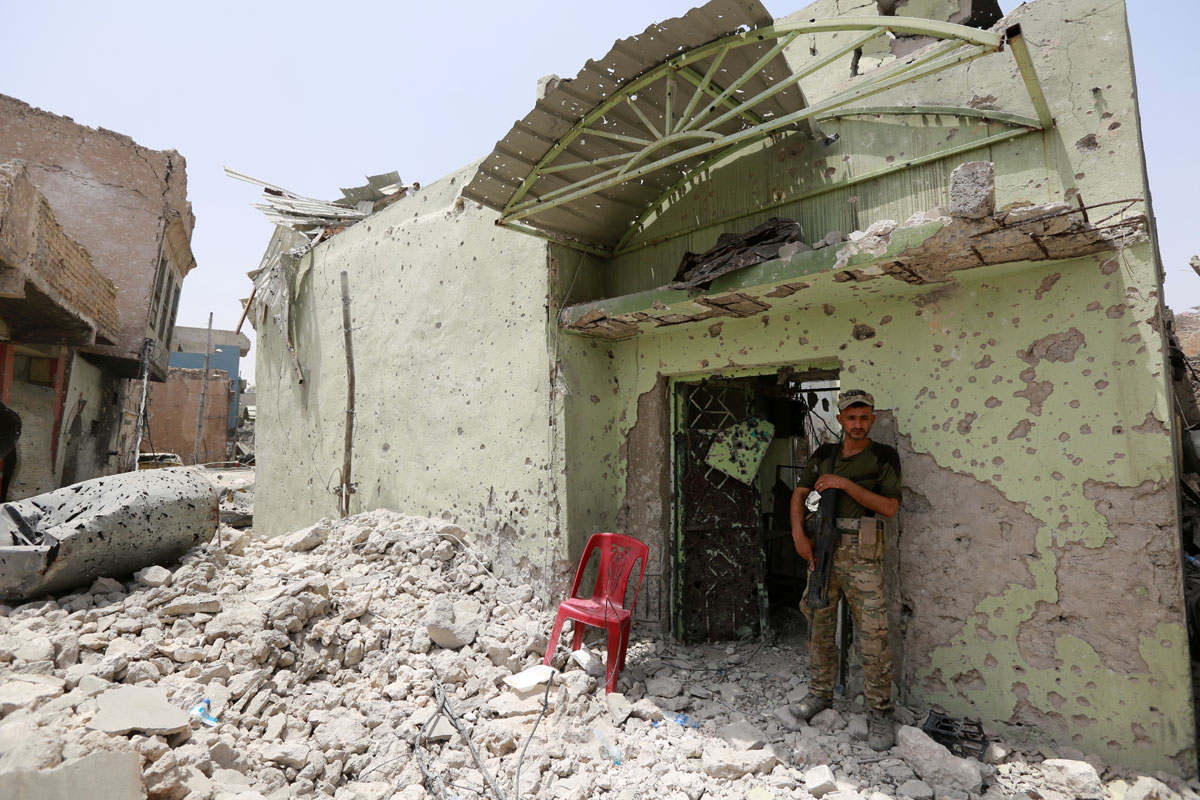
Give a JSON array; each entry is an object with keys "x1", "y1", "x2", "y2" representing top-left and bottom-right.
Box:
[
  {"x1": 570, "y1": 619, "x2": 587, "y2": 653},
  {"x1": 604, "y1": 619, "x2": 625, "y2": 693},
  {"x1": 543, "y1": 608, "x2": 569, "y2": 666},
  {"x1": 617, "y1": 619, "x2": 632, "y2": 671}
]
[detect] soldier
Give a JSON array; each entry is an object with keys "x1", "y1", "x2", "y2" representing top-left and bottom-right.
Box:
[{"x1": 789, "y1": 389, "x2": 901, "y2": 751}]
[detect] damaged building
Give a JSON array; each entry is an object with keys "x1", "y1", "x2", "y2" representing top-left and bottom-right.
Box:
[
  {"x1": 247, "y1": 0, "x2": 1194, "y2": 775},
  {"x1": 138, "y1": 325, "x2": 252, "y2": 465},
  {"x1": 0, "y1": 94, "x2": 199, "y2": 495}
]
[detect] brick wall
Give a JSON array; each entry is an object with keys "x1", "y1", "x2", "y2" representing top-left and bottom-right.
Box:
[
  {"x1": 144, "y1": 368, "x2": 231, "y2": 465},
  {"x1": 0, "y1": 161, "x2": 118, "y2": 342}
]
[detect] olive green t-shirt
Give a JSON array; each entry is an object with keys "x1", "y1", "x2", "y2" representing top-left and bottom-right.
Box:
[{"x1": 798, "y1": 440, "x2": 902, "y2": 518}]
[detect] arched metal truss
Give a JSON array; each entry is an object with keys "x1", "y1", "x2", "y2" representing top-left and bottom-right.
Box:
[{"x1": 465, "y1": 16, "x2": 1053, "y2": 257}]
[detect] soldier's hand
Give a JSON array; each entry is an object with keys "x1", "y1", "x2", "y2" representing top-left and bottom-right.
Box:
[{"x1": 793, "y1": 532, "x2": 815, "y2": 569}]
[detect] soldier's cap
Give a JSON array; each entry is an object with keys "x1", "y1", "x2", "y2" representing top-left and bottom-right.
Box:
[{"x1": 837, "y1": 389, "x2": 875, "y2": 411}]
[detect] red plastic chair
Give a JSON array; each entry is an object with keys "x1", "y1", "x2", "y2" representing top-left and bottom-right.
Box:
[{"x1": 543, "y1": 533, "x2": 649, "y2": 693}]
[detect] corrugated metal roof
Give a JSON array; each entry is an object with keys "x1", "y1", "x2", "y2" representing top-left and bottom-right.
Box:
[{"x1": 462, "y1": 0, "x2": 797, "y2": 251}]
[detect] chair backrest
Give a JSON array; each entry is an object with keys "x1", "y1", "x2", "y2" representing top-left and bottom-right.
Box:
[{"x1": 569, "y1": 532, "x2": 650, "y2": 612}]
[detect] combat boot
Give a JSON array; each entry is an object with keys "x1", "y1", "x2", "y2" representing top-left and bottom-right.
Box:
[
  {"x1": 867, "y1": 710, "x2": 895, "y2": 751},
  {"x1": 794, "y1": 695, "x2": 832, "y2": 721}
]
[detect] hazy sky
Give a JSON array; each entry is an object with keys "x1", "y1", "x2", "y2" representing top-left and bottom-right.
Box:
[{"x1": 3, "y1": 1, "x2": 1196, "y2": 378}]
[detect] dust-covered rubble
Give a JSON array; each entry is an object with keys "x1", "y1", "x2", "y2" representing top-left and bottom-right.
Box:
[{"x1": 0, "y1": 508, "x2": 1196, "y2": 800}]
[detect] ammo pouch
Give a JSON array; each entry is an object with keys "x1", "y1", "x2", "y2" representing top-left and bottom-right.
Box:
[{"x1": 858, "y1": 516, "x2": 885, "y2": 560}]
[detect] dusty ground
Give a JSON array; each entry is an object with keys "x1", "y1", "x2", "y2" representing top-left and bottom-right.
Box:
[{"x1": 0, "y1": 509, "x2": 1196, "y2": 800}]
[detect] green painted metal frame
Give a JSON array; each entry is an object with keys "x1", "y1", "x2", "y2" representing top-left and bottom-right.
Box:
[
  {"x1": 615, "y1": 120, "x2": 1038, "y2": 257},
  {"x1": 496, "y1": 16, "x2": 1055, "y2": 258}
]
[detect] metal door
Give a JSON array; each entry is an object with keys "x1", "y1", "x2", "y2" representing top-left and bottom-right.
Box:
[{"x1": 674, "y1": 379, "x2": 767, "y2": 642}]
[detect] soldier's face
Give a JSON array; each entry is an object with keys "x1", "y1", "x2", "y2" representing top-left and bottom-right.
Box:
[{"x1": 836, "y1": 405, "x2": 875, "y2": 440}]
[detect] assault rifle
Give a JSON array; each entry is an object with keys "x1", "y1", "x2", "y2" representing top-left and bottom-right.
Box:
[{"x1": 805, "y1": 487, "x2": 840, "y2": 610}]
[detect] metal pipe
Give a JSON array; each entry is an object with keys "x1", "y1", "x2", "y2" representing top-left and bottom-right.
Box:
[{"x1": 338, "y1": 271, "x2": 356, "y2": 518}]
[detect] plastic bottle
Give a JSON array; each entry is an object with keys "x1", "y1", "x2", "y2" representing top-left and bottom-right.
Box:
[
  {"x1": 592, "y1": 728, "x2": 622, "y2": 765},
  {"x1": 188, "y1": 698, "x2": 219, "y2": 727}
]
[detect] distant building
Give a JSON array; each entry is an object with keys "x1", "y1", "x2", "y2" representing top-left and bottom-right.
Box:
[
  {"x1": 0, "y1": 94, "x2": 198, "y2": 496},
  {"x1": 143, "y1": 367, "x2": 231, "y2": 465},
  {"x1": 168, "y1": 326, "x2": 251, "y2": 432}
]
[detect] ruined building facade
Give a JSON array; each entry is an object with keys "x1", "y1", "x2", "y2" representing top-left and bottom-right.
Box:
[
  {"x1": 0, "y1": 95, "x2": 197, "y2": 496},
  {"x1": 250, "y1": 0, "x2": 1194, "y2": 774}
]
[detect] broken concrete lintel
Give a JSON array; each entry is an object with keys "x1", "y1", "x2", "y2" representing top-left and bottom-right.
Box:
[
  {"x1": 0, "y1": 467, "x2": 219, "y2": 601},
  {"x1": 561, "y1": 204, "x2": 1146, "y2": 340}
]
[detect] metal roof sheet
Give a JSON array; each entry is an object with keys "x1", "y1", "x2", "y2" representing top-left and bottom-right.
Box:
[{"x1": 462, "y1": 0, "x2": 794, "y2": 251}]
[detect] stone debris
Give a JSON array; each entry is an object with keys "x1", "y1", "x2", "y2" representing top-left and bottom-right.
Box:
[
  {"x1": 948, "y1": 160, "x2": 995, "y2": 219},
  {"x1": 87, "y1": 685, "x2": 192, "y2": 736},
  {"x1": 896, "y1": 725, "x2": 984, "y2": 794},
  {"x1": 0, "y1": 507, "x2": 1196, "y2": 800}
]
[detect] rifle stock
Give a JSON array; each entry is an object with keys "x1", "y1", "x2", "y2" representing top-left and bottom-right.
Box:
[{"x1": 805, "y1": 488, "x2": 840, "y2": 610}]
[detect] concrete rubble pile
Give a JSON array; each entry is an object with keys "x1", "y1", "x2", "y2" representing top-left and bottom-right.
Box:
[{"x1": 0, "y1": 509, "x2": 1196, "y2": 800}]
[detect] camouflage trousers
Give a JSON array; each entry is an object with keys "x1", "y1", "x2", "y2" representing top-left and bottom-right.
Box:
[{"x1": 801, "y1": 539, "x2": 894, "y2": 713}]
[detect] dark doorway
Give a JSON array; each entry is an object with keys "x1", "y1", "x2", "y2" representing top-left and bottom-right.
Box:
[{"x1": 672, "y1": 367, "x2": 841, "y2": 643}]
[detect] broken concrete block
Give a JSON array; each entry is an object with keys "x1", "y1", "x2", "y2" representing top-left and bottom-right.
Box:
[
  {"x1": 160, "y1": 594, "x2": 222, "y2": 616},
  {"x1": 949, "y1": 161, "x2": 995, "y2": 219},
  {"x1": 12, "y1": 633, "x2": 53, "y2": 662},
  {"x1": 774, "y1": 704, "x2": 804, "y2": 732},
  {"x1": 700, "y1": 743, "x2": 777, "y2": 778},
  {"x1": 1039, "y1": 759, "x2": 1102, "y2": 799},
  {"x1": 606, "y1": 692, "x2": 633, "y2": 726},
  {"x1": 135, "y1": 564, "x2": 173, "y2": 587},
  {"x1": 810, "y1": 707, "x2": 846, "y2": 731},
  {"x1": 264, "y1": 712, "x2": 287, "y2": 742},
  {"x1": 645, "y1": 674, "x2": 682, "y2": 698},
  {"x1": 424, "y1": 596, "x2": 479, "y2": 649},
  {"x1": 0, "y1": 717, "x2": 63, "y2": 771},
  {"x1": 0, "y1": 672, "x2": 65, "y2": 714},
  {"x1": 0, "y1": 750, "x2": 142, "y2": 800},
  {"x1": 716, "y1": 720, "x2": 767, "y2": 750},
  {"x1": 896, "y1": 725, "x2": 984, "y2": 795},
  {"x1": 415, "y1": 707, "x2": 458, "y2": 742},
  {"x1": 630, "y1": 698, "x2": 664, "y2": 721},
  {"x1": 896, "y1": 778, "x2": 933, "y2": 799},
  {"x1": 569, "y1": 646, "x2": 605, "y2": 678},
  {"x1": 0, "y1": 468, "x2": 218, "y2": 601},
  {"x1": 489, "y1": 687, "x2": 553, "y2": 718},
  {"x1": 276, "y1": 520, "x2": 329, "y2": 552},
  {"x1": 312, "y1": 711, "x2": 369, "y2": 754},
  {"x1": 204, "y1": 604, "x2": 266, "y2": 642},
  {"x1": 90, "y1": 576, "x2": 125, "y2": 594},
  {"x1": 794, "y1": 738, "x2": 829, "y2": 765},
  {"x1": 983, "y1": 741, "x2": 1011, "y2": 764},
  {"x1": 335, "y1": 781, "x2": 394, "y2": 800},
  {"x1": 86, "y1": 685, "x2": 191, "y2": 736},
  {"x1": 803, "y1": 764, "x2": 838, "y2": 797},
  {"x1": 1124, "y1": 776, "x2": 1182, "y2": 800},
  {"x1": 261, "y1": 741, "x2": 309, "y2": 769}
]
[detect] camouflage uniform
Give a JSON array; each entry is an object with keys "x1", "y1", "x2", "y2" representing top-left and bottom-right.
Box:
[
  {"x1": 801, "y1": 533, "x2": 894, "y2": 712},
  {"x1": 798, "y1": 440, "x2": 901, "y2": 714}
]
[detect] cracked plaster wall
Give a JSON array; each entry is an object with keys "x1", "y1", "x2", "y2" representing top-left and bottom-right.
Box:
[
  {"x1": 0, "y1": 94, "x2": 194, "y2": 366},
  {"x1": 57, "y1": 351, "x2": 124, "y2": 487},
  {"x1": 552, "y1": 0, "x2": 1192, "y2": 775},
  {"x1": 254, "y1": 163, "x2": 563, "y2": 591}
]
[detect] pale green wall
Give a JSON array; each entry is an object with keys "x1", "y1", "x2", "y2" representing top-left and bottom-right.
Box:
[
  {"x1": 551, "y1": 0, "x2": 1193, "y2": 775},
  {"x1": 251, "y1": 0, "x2": 1193, "y2": 774},
  {"x1": 254, "y1": 164, "x2": 566, "y2": 587}
]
